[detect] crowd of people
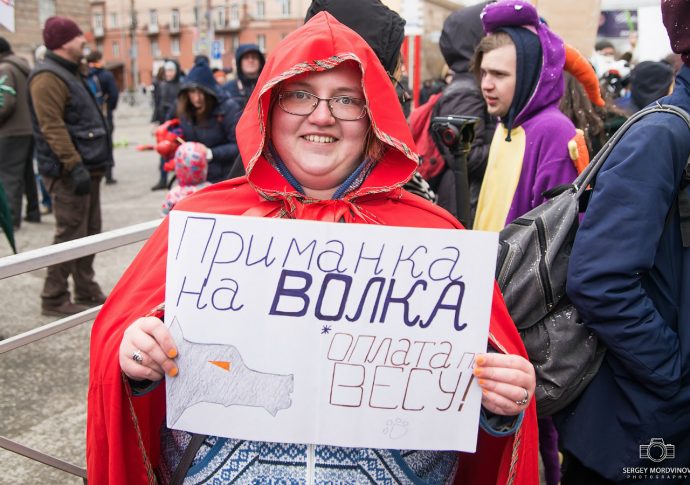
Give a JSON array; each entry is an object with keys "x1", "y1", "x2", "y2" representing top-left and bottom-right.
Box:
[{"x1": 0, "y1": 0, "x2": 689, "y2": 483}]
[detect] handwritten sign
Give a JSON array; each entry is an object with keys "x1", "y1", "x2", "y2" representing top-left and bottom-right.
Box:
[{"x1": 165, "y1": 211, "x2": 498, "y2": 452}]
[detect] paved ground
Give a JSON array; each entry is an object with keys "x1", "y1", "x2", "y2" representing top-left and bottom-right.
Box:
[{"x1": 0, "y1": 93, "x2": 166, "y2": 483}]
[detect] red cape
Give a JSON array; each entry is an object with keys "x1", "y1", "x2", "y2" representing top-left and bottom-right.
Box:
[{"x1": 87, "y1": 13, "x2": 537, "y2": 485}]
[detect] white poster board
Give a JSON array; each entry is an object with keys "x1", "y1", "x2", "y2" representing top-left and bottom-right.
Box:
[{"x1": 165, "y1": 211, "x2": 498, "y2": 452}]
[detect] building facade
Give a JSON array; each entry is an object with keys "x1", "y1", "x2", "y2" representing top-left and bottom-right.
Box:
[
  {"x1": 89, "y1": 0, "x2": 464, "y2": 90},
  {"x1": 1, "y1": 0, "x2": 91, "y2": 65}
]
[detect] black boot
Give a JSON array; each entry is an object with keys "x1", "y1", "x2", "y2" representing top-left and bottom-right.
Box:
[{"x1": 151, "y1": 179, "x2": 167, "y2": 191}]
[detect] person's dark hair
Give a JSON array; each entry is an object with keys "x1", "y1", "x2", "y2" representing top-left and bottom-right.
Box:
[
  {"x1": 0, "y1": 37, "x2": 11, "y2": 55},
  {"x1": 176, "y1": 88, "x2": 216, "y2": 122},
  {"x1": 595, "y1": 39, "x2": 615, "y2": 52},
  {"x1": 155, "y1": 65, "x2": 165, "y2": 82},
  {"x1": 559, "y1": 73, "x2": 604, "y2": 156},
  {"x1": 86, "y1": 50, "x2": 103, "y2": 63},
  {"x1": 194, "y1": 54, "x2": 210, "y2": 65},
  {"x1": 471, "y1": 31, "x2": 513, "y2": 80}
]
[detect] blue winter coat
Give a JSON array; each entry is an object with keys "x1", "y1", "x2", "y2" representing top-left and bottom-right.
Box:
[
  {"x1": 178, "y1": 97, "x2": 241, "y2": 183},
  {"x1": 556, "y1": 65, "x2": 690, "y2": 482}
]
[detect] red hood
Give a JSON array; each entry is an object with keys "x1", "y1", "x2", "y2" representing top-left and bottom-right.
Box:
[
  {"x1": 237, "y1": 12, "x2": 417, "y2": 201},
  {"x1": 86, "y1": 13, "x2": 538, "y2": 485}
]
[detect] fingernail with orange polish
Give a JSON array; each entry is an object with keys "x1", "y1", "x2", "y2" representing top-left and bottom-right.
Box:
[
  {"x1": 478, "y1": 379, "x2": 486, "y2": 386},
  {"x1": 476, "y1": 355, "x2": 486, "y2": 365},
  {"x1": 168, "y1": 367, "x2": 178, "y2": 377},
  {"x1": 473, "y1": 367, "x2": 482, "y2": 377},
  {"x1": 168, "y1": 348, "x2": 178, "y2": 359}
]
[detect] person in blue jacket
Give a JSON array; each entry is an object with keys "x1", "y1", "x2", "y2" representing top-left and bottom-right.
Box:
[
  {"x1": 174, "y1": 57, "x2": 241, "y2": 184},
  {"x1": 556, "y1": 2, "x2": 690, "y2": 483}
]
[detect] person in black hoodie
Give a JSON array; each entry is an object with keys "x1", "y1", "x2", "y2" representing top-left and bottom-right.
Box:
[
  {"x1": 434, "y1": 1, "x2": 496, "y2": 227},
  {"x1": 175, "y1": 57, "x2": 241, "y2": 183},
  {"x1": 151, "y1": 59, "x2": 182, "y2": 190},
  {"x1": 223, "y1": 44, "x2": 265, "y2": 108}
]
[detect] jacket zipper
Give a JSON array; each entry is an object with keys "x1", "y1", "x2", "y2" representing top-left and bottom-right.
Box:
[
  {"x1": 534, "y1": 217, "x2": 555, "y2": 309},
  {"x1": 306, "y1": 443, "x2": 315, "y2": 484}
]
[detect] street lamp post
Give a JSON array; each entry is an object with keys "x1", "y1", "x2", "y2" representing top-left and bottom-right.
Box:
[{"x1": 129, "y1": 0, "x2": 138, "y2": 93}]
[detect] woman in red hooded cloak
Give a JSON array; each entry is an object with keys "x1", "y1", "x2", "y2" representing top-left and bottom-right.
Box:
[{"x1": 87, "y1": 13, "x2": 538, "y2": 485}]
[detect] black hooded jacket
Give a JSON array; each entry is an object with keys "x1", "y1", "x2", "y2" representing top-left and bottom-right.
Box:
[
  {"x1": 304, "y1": 0, "x2": 405, "y2": 75},
  {"x1": 223, "y1": 44, "x2": 265, "y2": 107},
  {"x1": 434, "y1": 2, "x2": 496, "y2": 227}
]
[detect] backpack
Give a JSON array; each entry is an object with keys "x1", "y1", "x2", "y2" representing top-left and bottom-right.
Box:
[
  {"x1": 409, "y1": 79, "x2": 477, "y2": 181},
  {"x1": 86, "y1": 71, "x2": 107, "y2": 115},
  {"x1": 496, "y1": 104, "x2": 690, "y2": 416},
  {"x1": 409, "y1": 92, "x2": 444, "y2": 180}
]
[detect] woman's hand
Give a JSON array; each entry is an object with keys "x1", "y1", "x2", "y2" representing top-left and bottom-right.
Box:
[
  {"x1": 119, "y1": 317, "x2": 179, "y2": 382},
  {"x1": 474, "y1": 353, "x2": 535, "y2": 416}
]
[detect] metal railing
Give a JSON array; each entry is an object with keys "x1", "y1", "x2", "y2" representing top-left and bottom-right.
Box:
[{"x1": 0, "y1": 219, "x2": 162, "y2": 482}]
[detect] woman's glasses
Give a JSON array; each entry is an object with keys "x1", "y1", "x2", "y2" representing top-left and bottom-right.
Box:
[{"x1": 278, "y1": 90, "x2": 367, "y2": 121}]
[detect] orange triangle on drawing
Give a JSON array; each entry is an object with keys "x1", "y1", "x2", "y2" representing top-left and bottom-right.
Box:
[{"x1": 209, "y1": 361, "x2": 231, "y2": 371}]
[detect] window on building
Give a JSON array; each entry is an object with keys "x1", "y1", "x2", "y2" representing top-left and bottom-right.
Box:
[
  {"x1": 215, "y1": 7, "x2": 226, "y2": 29},
  {"x1": 194, "y1": 7, "x2": 200, "y2": 26},
  {"x1": 281, "y1": 0, "x2": 291, "y2": 17},
  {"x1": 112, "y1": 41, "x2": 120, "y2": 58},
  {"x1": 149, "y1": 9, "x2": 158, "y2": 29},
  {"x1": 256, "y1": 1, "x2": 265, "y2": 19},
  {"x1": 93, "y1": 12, "x2": 104, "y2": 32},
  {"x1": 232, "y1": 35, "x2": 240, "y2": 53},
  {"x1": 109, "y1": 12, "x2": 118, "y2": 28},
  {"x1": 151, "y1": 39, "x2": 160, "y2": 58},
  {"x1": 257, "y1": 34, "x2": 266, "y2": 53},
  {"x1": 38, "y1": 0, "x2": 56, "y2": 27},
  {"x1": 171, "y1": 9, "x2": 180, "y2": 31},
  {"x1": 171, "y1": 38, "x2": 180, "y2": 56},
  {"x1": 96, "y1": 41, "x2": 104, "y2": 53},
  {"x1": 230, "y1": 4, "x2": 239, "y2": 22}
]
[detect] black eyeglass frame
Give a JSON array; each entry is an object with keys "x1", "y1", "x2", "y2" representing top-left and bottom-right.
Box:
[{"x1": 277, "y1": 90, "x2": 368, "y2": 121}]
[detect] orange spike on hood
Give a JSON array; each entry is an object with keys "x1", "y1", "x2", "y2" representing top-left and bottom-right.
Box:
[{"x1": 564, "y1": 44, "x2": 606, "y2": 107}]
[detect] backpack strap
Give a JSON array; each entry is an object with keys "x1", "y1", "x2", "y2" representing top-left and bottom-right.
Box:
[
  {"x1": 575, "y1": 104, "x2": 690, "y2": 199},
  {"x1": 170, "y1": 433, "x2": 208, "y2": 485},
  {"x1": 677, "y1": 155, "x2": 690, "y2": 248}
]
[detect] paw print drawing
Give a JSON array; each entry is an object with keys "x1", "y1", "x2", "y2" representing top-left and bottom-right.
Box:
[{"x1": 383, "y1": 418, "x2": 409, "y2": 440}]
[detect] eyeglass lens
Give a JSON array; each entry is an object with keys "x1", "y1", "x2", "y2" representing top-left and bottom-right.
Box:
[{"x1": 279, "y1": 91, "x2": 366, "y2": 120}]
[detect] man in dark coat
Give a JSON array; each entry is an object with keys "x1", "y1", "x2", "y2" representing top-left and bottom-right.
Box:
[
  {"x1": 556, "y1": 2, "x2": 690, "y2": 483},
  {"x1": 0, "y1": 36, "x2": 40, "y2": 228},
  {"x1": 223, "y1": 44, "x2": 265, "y2": 108},
  {"x1": 434, "y1": 2, "x2": 495, "y2": 227},
  {"x1": 29, "y1": 16, "x2": 112, "y2": 316}
]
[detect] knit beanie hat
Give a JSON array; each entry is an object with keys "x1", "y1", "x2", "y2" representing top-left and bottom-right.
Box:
[
  {"x1": 173, "y1": 142, "x2": 209, "y2": 187},
  {"x1": 43, "y1": 16, "x2": 83, "y2": 51},
  {"x1": 662, "y1": 0, "x2": 690, "y2": 67},
  {"x1": 304, "y1": 0, "x2": 405, "y2": 74},
  {"x1": 630, "y1": 61, "x2": 675, "y2": 110}
]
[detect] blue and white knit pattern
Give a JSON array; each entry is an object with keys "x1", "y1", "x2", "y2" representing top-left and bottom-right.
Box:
[{"x1": 157, "y1": 427, "x2": 458, "y2": 484}]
